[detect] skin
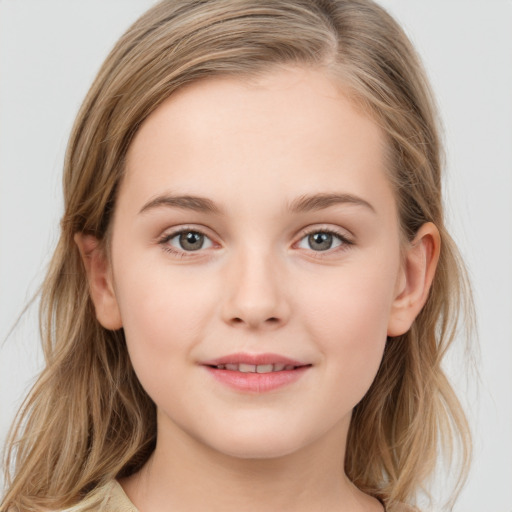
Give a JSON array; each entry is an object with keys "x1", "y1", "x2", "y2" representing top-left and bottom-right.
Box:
[{"x1": 76, "y1": 66, "x2": 440, "y2": 512}]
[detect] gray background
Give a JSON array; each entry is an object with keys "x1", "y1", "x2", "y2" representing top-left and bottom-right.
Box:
[{"x1": 1, "y1": 1, "x2": 511, "y2": 510}]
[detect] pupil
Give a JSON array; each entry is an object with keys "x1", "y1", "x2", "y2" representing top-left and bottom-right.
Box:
[
  {"x1": 180, "y1": 232, "x2": 204, "y2": 251},
  {"x1": 309, "y1": 232, "x2": 332, "y2": 251}
]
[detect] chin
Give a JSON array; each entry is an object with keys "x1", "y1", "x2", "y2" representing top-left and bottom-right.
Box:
[
  {"x1": 197, "y1": 419, "x2": 322, "y2": 461},
  {"x1": 211, "y1": 437, "x2": 305, "y2": 460}
]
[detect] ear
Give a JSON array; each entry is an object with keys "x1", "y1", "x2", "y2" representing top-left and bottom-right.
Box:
[
  {"x1": 74, "y1": 233, "x2": 123, "y2": 330},
  {"x1": 387, "y1": 222, "x2": 441, "y2": 337}
]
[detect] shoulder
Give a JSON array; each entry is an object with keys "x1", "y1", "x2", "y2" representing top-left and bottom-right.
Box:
[
  {"x1": 59, "y1": 480, "x2": 139, "y2": 512},
  {"x1": 100, "y1": 480, "x2": 139, "y2": 512}
]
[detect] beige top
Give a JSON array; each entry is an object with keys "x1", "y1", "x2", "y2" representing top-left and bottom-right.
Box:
[
  {"x1": 95, "y1": 480, "x2": 138, "y2": 512},
  {"x1": 87, "y1": 480, "x2": 417, "y2": 512}
]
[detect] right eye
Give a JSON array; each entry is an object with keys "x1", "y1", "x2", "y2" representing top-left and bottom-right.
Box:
[{"x1": 159, "y1": 229, "x2": 214, "y2": 254}]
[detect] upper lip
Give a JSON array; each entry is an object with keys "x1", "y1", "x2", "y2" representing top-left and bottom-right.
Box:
[{"x1": 201, "y1": 352, "x2": 309, "y2": 367}]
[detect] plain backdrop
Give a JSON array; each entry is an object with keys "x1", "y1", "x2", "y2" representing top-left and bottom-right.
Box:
[{"x1": 1, "y1": 1, "x2": 511, "y2": 510}]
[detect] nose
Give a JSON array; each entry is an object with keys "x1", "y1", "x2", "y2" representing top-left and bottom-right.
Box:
[{"x1": 220, "y1": 248, "x2": 291, "y2": 330}]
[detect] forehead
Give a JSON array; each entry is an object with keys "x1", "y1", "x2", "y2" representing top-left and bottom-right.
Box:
[{"x1": 121, "y1": 66, "x2": 393, "y2": 218}]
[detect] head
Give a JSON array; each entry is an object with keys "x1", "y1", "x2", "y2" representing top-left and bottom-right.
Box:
[{"x1": 4, "y1": 1, "x2": 471, "y2": 510}]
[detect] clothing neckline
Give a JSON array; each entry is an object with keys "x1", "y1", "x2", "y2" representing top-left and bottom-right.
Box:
[
  {"x1": 110, "y1": 480, "x2": 397, "y2": 512},
  {"x1": 109, "y1": 480, "x2": 139, "y2": 511}
]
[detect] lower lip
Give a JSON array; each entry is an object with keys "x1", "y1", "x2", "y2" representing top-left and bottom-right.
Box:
[{"x1": 204, "y1": 366, "x2": 310, "y2": 393}]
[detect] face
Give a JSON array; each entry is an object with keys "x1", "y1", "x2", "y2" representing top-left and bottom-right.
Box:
[{"x1": 93, "y1": 67, "x2": 415, "y2": 460}]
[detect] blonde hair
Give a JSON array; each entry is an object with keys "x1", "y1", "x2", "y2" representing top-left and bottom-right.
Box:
[{"x1": 2, "y1": 1, "x2": 473, "y2": 510}]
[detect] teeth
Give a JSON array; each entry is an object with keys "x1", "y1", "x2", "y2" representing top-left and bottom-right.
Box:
[
  {"x1": 256, "y1": 364, "x2": 273, "y2": 373},
  {"x1": 239, "y1": 363, "x2": 256, "y2": 373},
  {"x1": 215, "y1": 363, "x2": 296, "y2": 373}
]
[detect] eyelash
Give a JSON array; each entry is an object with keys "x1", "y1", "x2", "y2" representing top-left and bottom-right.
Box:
[
  {"x1": 157, "y1": 226, "x2": 214, "y2": 258},
  {"x1": 157, "y1": 226, "x2": 354, "y2": 258},
  {"x1": 297, "y1": 227, "x2": 354, "y2": 256}
]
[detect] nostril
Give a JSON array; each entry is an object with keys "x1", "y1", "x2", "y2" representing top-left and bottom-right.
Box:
[{"x1": 229, "y1": 316, "x2": 280, "y2": 327}]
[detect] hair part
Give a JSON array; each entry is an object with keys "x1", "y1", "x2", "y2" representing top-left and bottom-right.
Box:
[{"x1": 2, "y1": 1, "x2": 473, "y2": 510}]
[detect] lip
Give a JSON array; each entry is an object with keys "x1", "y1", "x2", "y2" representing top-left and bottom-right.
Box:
[
  {"x1": 201, "y1": 352, "x2": 308, "y2": 367},
  {"x1": 201, "y1": 352, "x2": 311, "y2": 393}
]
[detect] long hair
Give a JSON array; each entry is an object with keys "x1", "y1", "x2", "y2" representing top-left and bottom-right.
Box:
[{"x1": 2, "y1": 1, "x2": 473, "y2": 510}]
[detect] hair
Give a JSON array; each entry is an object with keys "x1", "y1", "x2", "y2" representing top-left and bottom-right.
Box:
[{"x1": 2, "y1": 1, "x2": 474, "y2": 510}]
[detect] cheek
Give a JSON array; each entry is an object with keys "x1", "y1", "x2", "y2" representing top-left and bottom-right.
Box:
[
  {"x1": 301, "y1": 254, "x2": 397, "y2": 333},
  {"x1": 111, "y1": 262, "x2": 214, "y2": 378},
  {"x1": 297, "y1": 257, "x2": 398, "y2": 394},
  {"x1": 113, "y1": 277, "x2": 211, "y2": 415}
]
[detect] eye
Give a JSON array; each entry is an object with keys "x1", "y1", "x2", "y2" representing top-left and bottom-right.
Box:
[
  {"x1": 161, "y1": 229, "x2": 214, "y2": 253},
  {"x1": 296, "y1": 230, "x2": 350, "y2": 252}
]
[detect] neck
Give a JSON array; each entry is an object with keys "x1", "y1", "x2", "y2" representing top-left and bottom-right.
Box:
[{"x1": 121, "y1": 412, "x2": 382, "y2": 512}]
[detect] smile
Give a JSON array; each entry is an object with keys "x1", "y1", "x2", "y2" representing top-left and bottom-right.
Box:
[
  {"x1": 210, "y1": 363, "x2": 299, "y2": 373},
  {"x1": 202, "y1": 353, "x2": 312, "y2": 393}
]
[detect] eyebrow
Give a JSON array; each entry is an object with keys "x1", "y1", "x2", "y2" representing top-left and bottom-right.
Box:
[
  {"x1": 138, "y1": 192, "x2": 375, "y2": 215},
  {"x1": 288, "y1": 193, "x2": 376, "y2": 214},
  {"x1": 139, "y1": 194, "x2": 222, "y2": 215}
]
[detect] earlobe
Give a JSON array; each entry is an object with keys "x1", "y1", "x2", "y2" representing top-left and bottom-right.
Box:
[
  {"x1": 74, "y1": 233, "x2": 123, "y2": 330},
  {"x1": 387, "y1": 222, "x2": 441, "y2": 337}
]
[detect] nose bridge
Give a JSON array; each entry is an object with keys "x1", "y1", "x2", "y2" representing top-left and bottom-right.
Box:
[{"x1": 221, "y1": 240, "x2": 289, "y2": 329}]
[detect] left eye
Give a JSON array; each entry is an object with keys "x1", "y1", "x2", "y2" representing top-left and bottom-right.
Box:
[
  {"x1": 166, "y1": 230, "x2": 214, "y2": 252},
  {"x1": 297, "y1": 231, "x2": 346, "y2": 252}
]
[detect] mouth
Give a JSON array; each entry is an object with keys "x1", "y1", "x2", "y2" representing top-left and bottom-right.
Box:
[
  {"x1": 207, "y1": 363, "x2": 306, "y2": 373},
  {"x1": 201, "y1": 353, "x2": 312, "y2": 393}
]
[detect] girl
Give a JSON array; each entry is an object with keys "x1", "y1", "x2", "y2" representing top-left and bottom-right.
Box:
[{"x1": 1, "y1": 1, "x2": 474, "y2": 511}]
